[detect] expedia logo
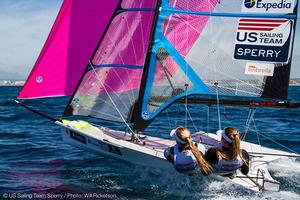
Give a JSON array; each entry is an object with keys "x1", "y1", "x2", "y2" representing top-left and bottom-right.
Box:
[
  {"x1": 244, "y1": 0, "x2": 292, "y2": 11},
  {"x1": 244, "y1": 0, "x2": 256, "y2": 8}
]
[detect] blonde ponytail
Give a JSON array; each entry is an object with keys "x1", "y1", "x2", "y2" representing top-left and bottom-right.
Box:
[
  {"x1": 218, "y1": 127, "x2": 248, "y2": 165},
  {"x1": 231, "y1": 132, "x2": 240, "y2": 160},
  {"x1": 186, "y1": 137, "x2": 212, "y2": 175}
]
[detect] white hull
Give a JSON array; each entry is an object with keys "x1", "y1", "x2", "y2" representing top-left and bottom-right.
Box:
[{"x1": 56, "y1": 120, "x2": 299, "y2": 192}]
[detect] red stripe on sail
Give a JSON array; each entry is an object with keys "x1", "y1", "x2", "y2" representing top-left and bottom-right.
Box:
[
  {"x1": 238, "y1": 27, "x2": 274, "y2": 31},
  {"x1": 238, "y1": 23, "x2": 282, "y2": 27},
  {"x1": 239, "y1": 19, "x2": 288, "y2": 23}
]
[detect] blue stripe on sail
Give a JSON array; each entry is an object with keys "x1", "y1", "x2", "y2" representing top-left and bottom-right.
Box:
[
  {"x1": 141, "y1": 52, "x2": 157, "y2": 119},
  {"x1": 158, "y1": 35, "x2": 210, "y2": 93},
  {"x1": 141, "y1": 45, "x2": 211, "y2": 120},
  {"x1": 162, "y1": 7, "x2": 297, "y2": 19},
  {"x1": 117, "y1": 8, "x2": 155, "y2": 14},
  {"x1": 141, "y1": 8, "x2": 212, "y2": 120},
  {"x1": 91, "y1": 64, "x2": 143, "y2": 69},
  {"x1": 142, "y1": 90, "x2": 205, "y2": 120}
]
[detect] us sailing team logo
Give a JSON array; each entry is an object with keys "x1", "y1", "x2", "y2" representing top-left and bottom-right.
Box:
[
  {"x1": 244, "y1": 0, "x2": 256, "y2": 8},
  {"x1": 233, "y1": 18, "x2": 292, "y2": 63}
]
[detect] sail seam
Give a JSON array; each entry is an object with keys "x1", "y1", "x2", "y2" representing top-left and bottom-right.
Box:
[
  {"x1": 88, "y1": 64, "x2": 143, "y2": 70},
  {"x1": 117, "y1": 8, "x2": 155, "y2": 14}
]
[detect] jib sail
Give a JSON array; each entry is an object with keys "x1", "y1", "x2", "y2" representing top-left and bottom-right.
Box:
[{"x1": 63, "y1": 0, "x2": 158, "y2": 122}]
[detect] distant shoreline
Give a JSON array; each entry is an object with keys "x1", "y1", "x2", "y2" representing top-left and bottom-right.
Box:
[
  {"x1": 0, "y1": 80, "x2": 24, "y2": 86},
  {"x1": 1, "y1": 80, "x2": 300, "y2": 86}
]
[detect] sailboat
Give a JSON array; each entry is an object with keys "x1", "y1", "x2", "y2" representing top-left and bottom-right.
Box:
[{"x1": 16, "y1": 0, "x2": 300, "y2": 192}]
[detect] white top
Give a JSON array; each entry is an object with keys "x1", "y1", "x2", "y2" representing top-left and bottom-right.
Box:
[{"x1": 173, "y1": 144, "x2": 197, "y2": 172}]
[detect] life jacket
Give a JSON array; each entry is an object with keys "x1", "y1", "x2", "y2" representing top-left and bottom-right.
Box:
[
  {"x1": 173, "y1": 144, "x2": 197, "y2": 173},
  {"x1": 213, "y1": 154, "x2": 243, "y2": 175}
]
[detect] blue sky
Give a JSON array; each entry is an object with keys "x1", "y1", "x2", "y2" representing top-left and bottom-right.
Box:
[
  {"x1": 0, "y1": 0, "x2": 63, "y2": 80},
  {"x1": 0, "y1": 0, "x2": 299, "y2": 79}
]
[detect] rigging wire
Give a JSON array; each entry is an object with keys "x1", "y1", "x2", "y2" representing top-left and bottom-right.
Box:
[
  {"x1": 242, "y1": 106, "x2": 297, "y2": 154},
  {"x1": 255, "y1": 130, "x2": 297, "y2": 154},
  {"x1": 214, "y1": 82, "x2": 222, "y2": 130},
  {"x1": 185, "y1": 84, "x2": 188, "y2": 128},
  {"x1": 242, "y1": 107, "x2": 256, "y2": 140},
  {"x1": 184, "y1": 3, "x2": 189, "y2": 129},
  {"x1": 252, "y1": 115, "x2": 261, "y2": 148},
  {"x1": 207, "y1": 105, "x2": 210, "y2": 133},
  {"x1": 89, "y1": 61, "x2": 135, "y2": 134},
  {"x1": 185, "y1": 104, "x2": 198, "y2": 132}
]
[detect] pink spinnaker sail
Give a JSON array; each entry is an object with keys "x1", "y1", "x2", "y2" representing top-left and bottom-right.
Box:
[{"x1": 18, "y1": 0, "x2": 119, "y2": 99}]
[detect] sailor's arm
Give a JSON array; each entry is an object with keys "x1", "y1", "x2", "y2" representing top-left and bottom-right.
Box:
[
  {"x1": 164, "y1": 146, "x2": 174, "y2": 164},
  {"x1": 240, "y1": 149, "x2": 250, "y2": 175}
]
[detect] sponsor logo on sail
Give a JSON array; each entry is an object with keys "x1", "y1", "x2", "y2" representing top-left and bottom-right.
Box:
[
  {"x1": 36, "y1": 76, "x2": 43, "y2": 83},
  {"x1": 234, "y1": 18, "x2": 292, "y2": 62},
  {"x1": 242, "y1": 0, "x2": 295, "y2": 14},
  {"x1": 142, "y1": 111, "x2": 150, "y2": 120},
  {"x1": 72, "y1": 98, "x2": 80, "y2": 106},
  {"x1": 245, "y1": 63, "x2": 274, "y2": 76},
  {"x1": 244, "y1": 0, "x2": 256, "y2": 8}
]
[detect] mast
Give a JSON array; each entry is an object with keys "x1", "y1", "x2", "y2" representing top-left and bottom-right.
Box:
[
  {"x1": 262, "y1": 1, "x2": 298, "y2": 99},
  {"x1": 132, "y1": 0, "x2": 162, "y2": 132}
]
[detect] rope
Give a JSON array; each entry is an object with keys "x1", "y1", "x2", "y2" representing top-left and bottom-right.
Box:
[
  {"x1": 185, "y1": 84, "x2": 188, "y2": 128},
  {"x1": 256, "y1": 130, "x2": 297, "y2": 153},
  {"x1": 252, "y1": 116, "x2": 261, "y2": 147},
  {"x1": 89, "y1": 61, "x2": 135, "y2": 134},
  {"x1": 242, "y1": 107, "x2": 256, "y2": 140},
  {"x1": 215, "y1": 82, "x2": 221, "y2": 130},
  {"x1": 183, "y1": 83, "x2": 198, "y2": 132},
  {"x1": 207, "y1": 105, "x2": 210, "y2": 133},
  {"x1": 242, "y1": 106, "x2": 296, "y2": 154},
  {"x1": 185, "y1": 105, "x2": 198, "y2": 132}
]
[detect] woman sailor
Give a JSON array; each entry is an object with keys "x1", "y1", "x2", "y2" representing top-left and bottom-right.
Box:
[
  {"x1": 164, "y1": 127, "x2": 212, "y2": 175},
  {"x1": 204, "y1": 127, "x2": 250, "y2": 177}
]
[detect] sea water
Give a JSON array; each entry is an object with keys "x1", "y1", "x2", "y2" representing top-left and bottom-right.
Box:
[{"x1": 0, "y1": 86, "x2": 299, "y2": 200}]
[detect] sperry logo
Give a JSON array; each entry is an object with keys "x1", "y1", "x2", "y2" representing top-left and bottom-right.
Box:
[{"x1": 234, "y1": 18, "x2": 292, "y2": 62}]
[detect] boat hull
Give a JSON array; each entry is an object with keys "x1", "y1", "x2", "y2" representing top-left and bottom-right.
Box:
[
  {"x1": 59, "y1": 120, "x2": 175, "y2": 171},
  {"x1": 57, "y1": 120, "x2": 293, "y2": 192}
]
